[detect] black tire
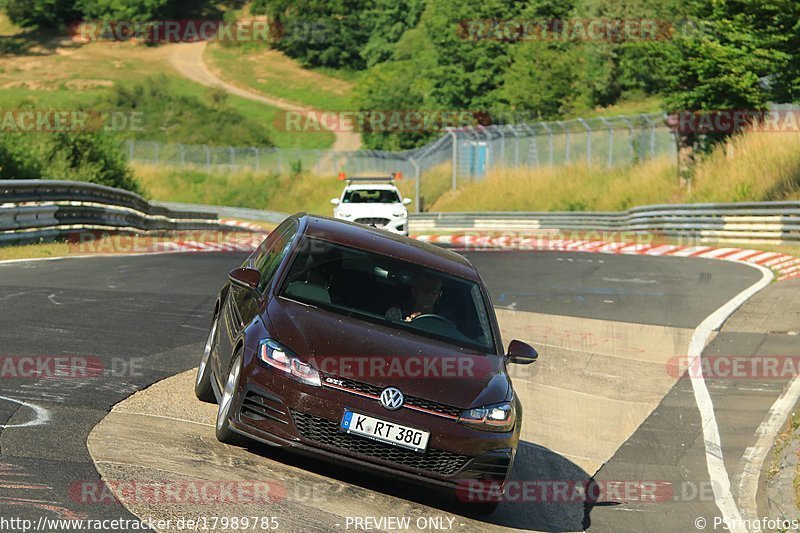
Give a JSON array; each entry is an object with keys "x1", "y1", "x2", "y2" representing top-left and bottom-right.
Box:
[
  {"x1": 215, "y1": 351, "x2": 244, "y2": 445},
  {"x1": 194, "y1": 316, "x2": 218, "y2": 403}
]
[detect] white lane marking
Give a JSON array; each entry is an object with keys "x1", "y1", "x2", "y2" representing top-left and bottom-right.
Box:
[
  {"x1": 687, "y1": 261, "x2": 772, "y2": 533},
  {"x1": 737, "y1": 369, "x2": 800, "y2": 523},
  {"x1": 0, "y1": 291, "x2": 29, "y2": 301},
  {"x1": 602, "y1": 277, "x2": 658, "y2": 284},
  {"x1": 0, "y1": 396, "x2": 51, "y2": 428}
]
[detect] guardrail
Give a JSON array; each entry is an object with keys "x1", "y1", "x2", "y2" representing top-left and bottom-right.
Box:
[
  {"x1": 0, "y1": 180, "x2": 242, "y2": 245},
  {"x1": 152, "y1": 201, "x2": 289, "y2": 225},
  {"x1": 409, "y1": 202, "x2": 800, "y2": 244}
]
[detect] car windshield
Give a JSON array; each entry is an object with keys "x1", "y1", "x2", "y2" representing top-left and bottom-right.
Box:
[
  {"x1": 279, "y1": 238, "x2": 495, "y2": 352},
  {"x1": 342, "y1": 189, "x2": 400, "y2": 204}
]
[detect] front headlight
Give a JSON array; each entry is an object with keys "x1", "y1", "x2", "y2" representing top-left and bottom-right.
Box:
[
  {"x1": 338, "y1": 211, "x2": 352, "y2": 218},
  {"x1": 259, "y1": 339, "x2": 321, "y2": 387},
  {"x1": 458, "y1": 402, "x2": 515, "y2": 432},
  {"x1": 393, "y1": 210, "x2": 408, "y2": 218}
]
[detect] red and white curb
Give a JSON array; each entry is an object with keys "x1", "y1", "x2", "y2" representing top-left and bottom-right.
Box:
[
  {"x1": 103, "y1": 230, "x2": 799, "y2": 282},
  {"x1": 140, "y1": 233, "x2": 268, "y2": 254},
  {"x1": 413, "y1": 234, "x2": 800, "y2": 282},
  {"x1": 220, "y1": 219, "x2": 267, "y2": 232}
]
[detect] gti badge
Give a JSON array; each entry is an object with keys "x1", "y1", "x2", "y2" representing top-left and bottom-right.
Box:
[{"x1": 380, "y1": 387, "x2": 404, "y2": 410}]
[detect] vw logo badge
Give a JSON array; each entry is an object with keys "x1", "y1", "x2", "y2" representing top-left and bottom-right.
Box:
[{"x1": 380, "y1": 387, "x2": 404, "y2": 410}]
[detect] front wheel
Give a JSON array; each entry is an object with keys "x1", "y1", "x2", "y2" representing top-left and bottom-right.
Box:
[
  {"x1": 215, "y1": 351, "x2": 244, "y2": 444},
  {"x1": 195, "y1": 316, "x2": 218, "y2": 403}
]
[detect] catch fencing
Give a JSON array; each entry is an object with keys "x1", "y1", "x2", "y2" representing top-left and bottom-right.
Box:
[
  {"x1": 446, "y1": 114, "x2": 674, "y2": 187},
  {"x1": 125, "y1": 112, "x2": 675, "y2": 209}
]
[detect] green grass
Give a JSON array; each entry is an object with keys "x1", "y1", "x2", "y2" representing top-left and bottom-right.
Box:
[
  {"x1": 0, "y1": 241, "x2": 72, "y2": 261},
  {"x1": 0, "y1": 12, "x2": 22, "y2": 35},
  {"x1": 428, "y1": 157, "x2": 680, "y2": 212},
  {"x1": 426, "y1": 129, "x2": 800, "y2": 212},
  {"x1": 0, "y1": 38, "x2": 333, "y2": 149},
  {"x1": 571, "y1": 96, "x2": 664, "y2": 120},
  {"x1": 206, "y1": 43, "x2": 355, "y2": 111},
  {"x1": 766, "y1": 411, "x2": 800, "y2": 482},
  {"x1": 133, "y1": 163, "x2": 421, "y2": 216},
  {"x1": 0, "y1": 87, "x2": 100, "y2": 108},
  {"x1": 312, "y1": 66, "x2": 362, "y2": 83}
]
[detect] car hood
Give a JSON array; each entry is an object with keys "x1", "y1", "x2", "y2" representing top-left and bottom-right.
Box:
[{"x1": 266, "y1": 298, "x2": 510, "y2": 409}]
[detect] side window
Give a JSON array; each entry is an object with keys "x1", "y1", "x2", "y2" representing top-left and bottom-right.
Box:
[
  {"x1": 254, "y1": 223, "x2": 297, "y2": 291},
  {"x1": 251, "y1": 219, "x2": 291, "y2": 267}
]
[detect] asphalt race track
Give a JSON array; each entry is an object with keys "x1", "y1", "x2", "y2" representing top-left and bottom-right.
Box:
[{"x1": 0, "y1": 249, "x2": 794, "y2": 532}]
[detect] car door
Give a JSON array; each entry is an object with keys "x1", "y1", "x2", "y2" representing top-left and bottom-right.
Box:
[{"x1": 216, "y1": 220, "x2": 299, "y2": 384}]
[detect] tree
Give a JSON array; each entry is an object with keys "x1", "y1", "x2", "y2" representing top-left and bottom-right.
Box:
[
  {"x1": 1, "y1": 0, "x2": 79, "y2": 28},
  {"x1": 0, "y1": 133, "x2": 44, "y2": 179},
  {"x1": 359, "y1": 0, "x2": 425, "y2": 67},
  {"x1": 75, "y1": 0, "x2": 178, "y2": 20},
  {"x1": 45, "y1": 130, "x2": 141, "y2": 193},
  {"x1": 498, "y1": 42, "x2": 590, "y2": 119},
  {"x1": 665, "y1": 0, "x2": 800, "y2": 175}
]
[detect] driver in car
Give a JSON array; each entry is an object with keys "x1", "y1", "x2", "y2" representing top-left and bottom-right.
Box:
[{"x1": 386, "y1": 271, "x2": 444, "y2": 322}]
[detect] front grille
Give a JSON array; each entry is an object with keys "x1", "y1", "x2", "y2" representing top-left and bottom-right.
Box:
[
  {"x1": 291, "y1": 410, "x2": 471, "y2": 476},
  {"x1": 354, "y1": 217, "x2": 390, "y2": 226},
  {"x1": 329, "y1": 377, "x2": 461, "y2": 418},
  {"x1": 240, "y1": 390, "x2": 289, "y2": 425}
]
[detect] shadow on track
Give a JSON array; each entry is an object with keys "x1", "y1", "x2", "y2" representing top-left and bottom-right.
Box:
[{"x1": 235, "y1": 438, "x2": 591, "y2": 531}]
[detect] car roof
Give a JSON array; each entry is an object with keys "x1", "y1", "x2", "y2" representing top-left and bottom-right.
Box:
[
  {"x1": 344, "y1": 183, "x2": 399, "y2": 191},
  {"x1": 295, "y1": 213, "x2": 480, "y2": 282}
]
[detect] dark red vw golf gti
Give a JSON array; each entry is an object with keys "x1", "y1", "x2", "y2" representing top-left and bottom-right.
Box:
[{"x1": 195, "y1": 214, "x2": 538, "y2": 513}]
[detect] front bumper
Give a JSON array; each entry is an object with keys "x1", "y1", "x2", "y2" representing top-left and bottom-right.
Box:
[
  {"x1": 230, "y1": 363, "x2": 516, "y2": 487},
  {"x1": 335, "y1": 214, "x2": 408, "y2": 235}
]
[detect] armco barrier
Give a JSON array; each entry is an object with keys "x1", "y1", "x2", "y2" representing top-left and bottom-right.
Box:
[
  {"x1": 409, "y1": 202, "x2": 800, "y2": 245},
  {"x1": 0, "y1": 180, "x2": 244, "y2": 245}
]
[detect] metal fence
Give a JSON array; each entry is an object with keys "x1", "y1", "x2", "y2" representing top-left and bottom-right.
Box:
[
  {"x1": 125, "y1": 140, "x2": 425, "y2": 178},
  {"x1": 447, "y1": 114, "x2": 675, "y2": 187},
  {"x1": 126, "y1": 112, "x2": 675, "y2": 209},
  {"x1": 125, "y1": 133, "x2": 455, "y2": 211}
]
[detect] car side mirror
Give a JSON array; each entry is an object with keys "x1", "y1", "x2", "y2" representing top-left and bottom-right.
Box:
[
  {"x1": 403, "y1": 198, "x2": 412, "y2": 205},
  {"x1": 507, "y1": 340, "x2": 538, "y2": 364},
  {"x1": 330, "y1": 198, "x2": 340, "y2": 205},
  {"x1": 229, "y1": 267, "x2": 261, "y2": 290}
]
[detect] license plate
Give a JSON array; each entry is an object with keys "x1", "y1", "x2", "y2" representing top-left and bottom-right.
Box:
[{"x1": 340, "y1": 410, "x2": 429, "y2": 453}]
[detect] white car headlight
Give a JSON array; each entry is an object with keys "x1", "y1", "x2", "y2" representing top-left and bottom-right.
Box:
[
  {"x1": 458, "y1": 402, "x2": 516, "y2": 432},
  {"x1": 259, "y1": 339, "x2": 321, "y2": 387}
]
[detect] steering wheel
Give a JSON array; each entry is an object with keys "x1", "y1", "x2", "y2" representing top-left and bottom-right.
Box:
[{"x1": 411, "y1": 313, "x2": 455, "y2": 325}]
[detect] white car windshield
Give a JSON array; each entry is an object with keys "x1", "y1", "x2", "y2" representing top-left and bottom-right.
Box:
[{"x1": 342, "y1": 189, "x2": 400, "y2": 204}]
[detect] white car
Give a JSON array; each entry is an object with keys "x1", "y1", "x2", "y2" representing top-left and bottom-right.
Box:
[{"x1": 331, "y1": 176, "x2": 412, "y2": 236}]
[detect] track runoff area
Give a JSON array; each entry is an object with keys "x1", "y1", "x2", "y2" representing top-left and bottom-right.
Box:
[{"x1": 0, "y1": 237, "x2": 797, "y2": 532}]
